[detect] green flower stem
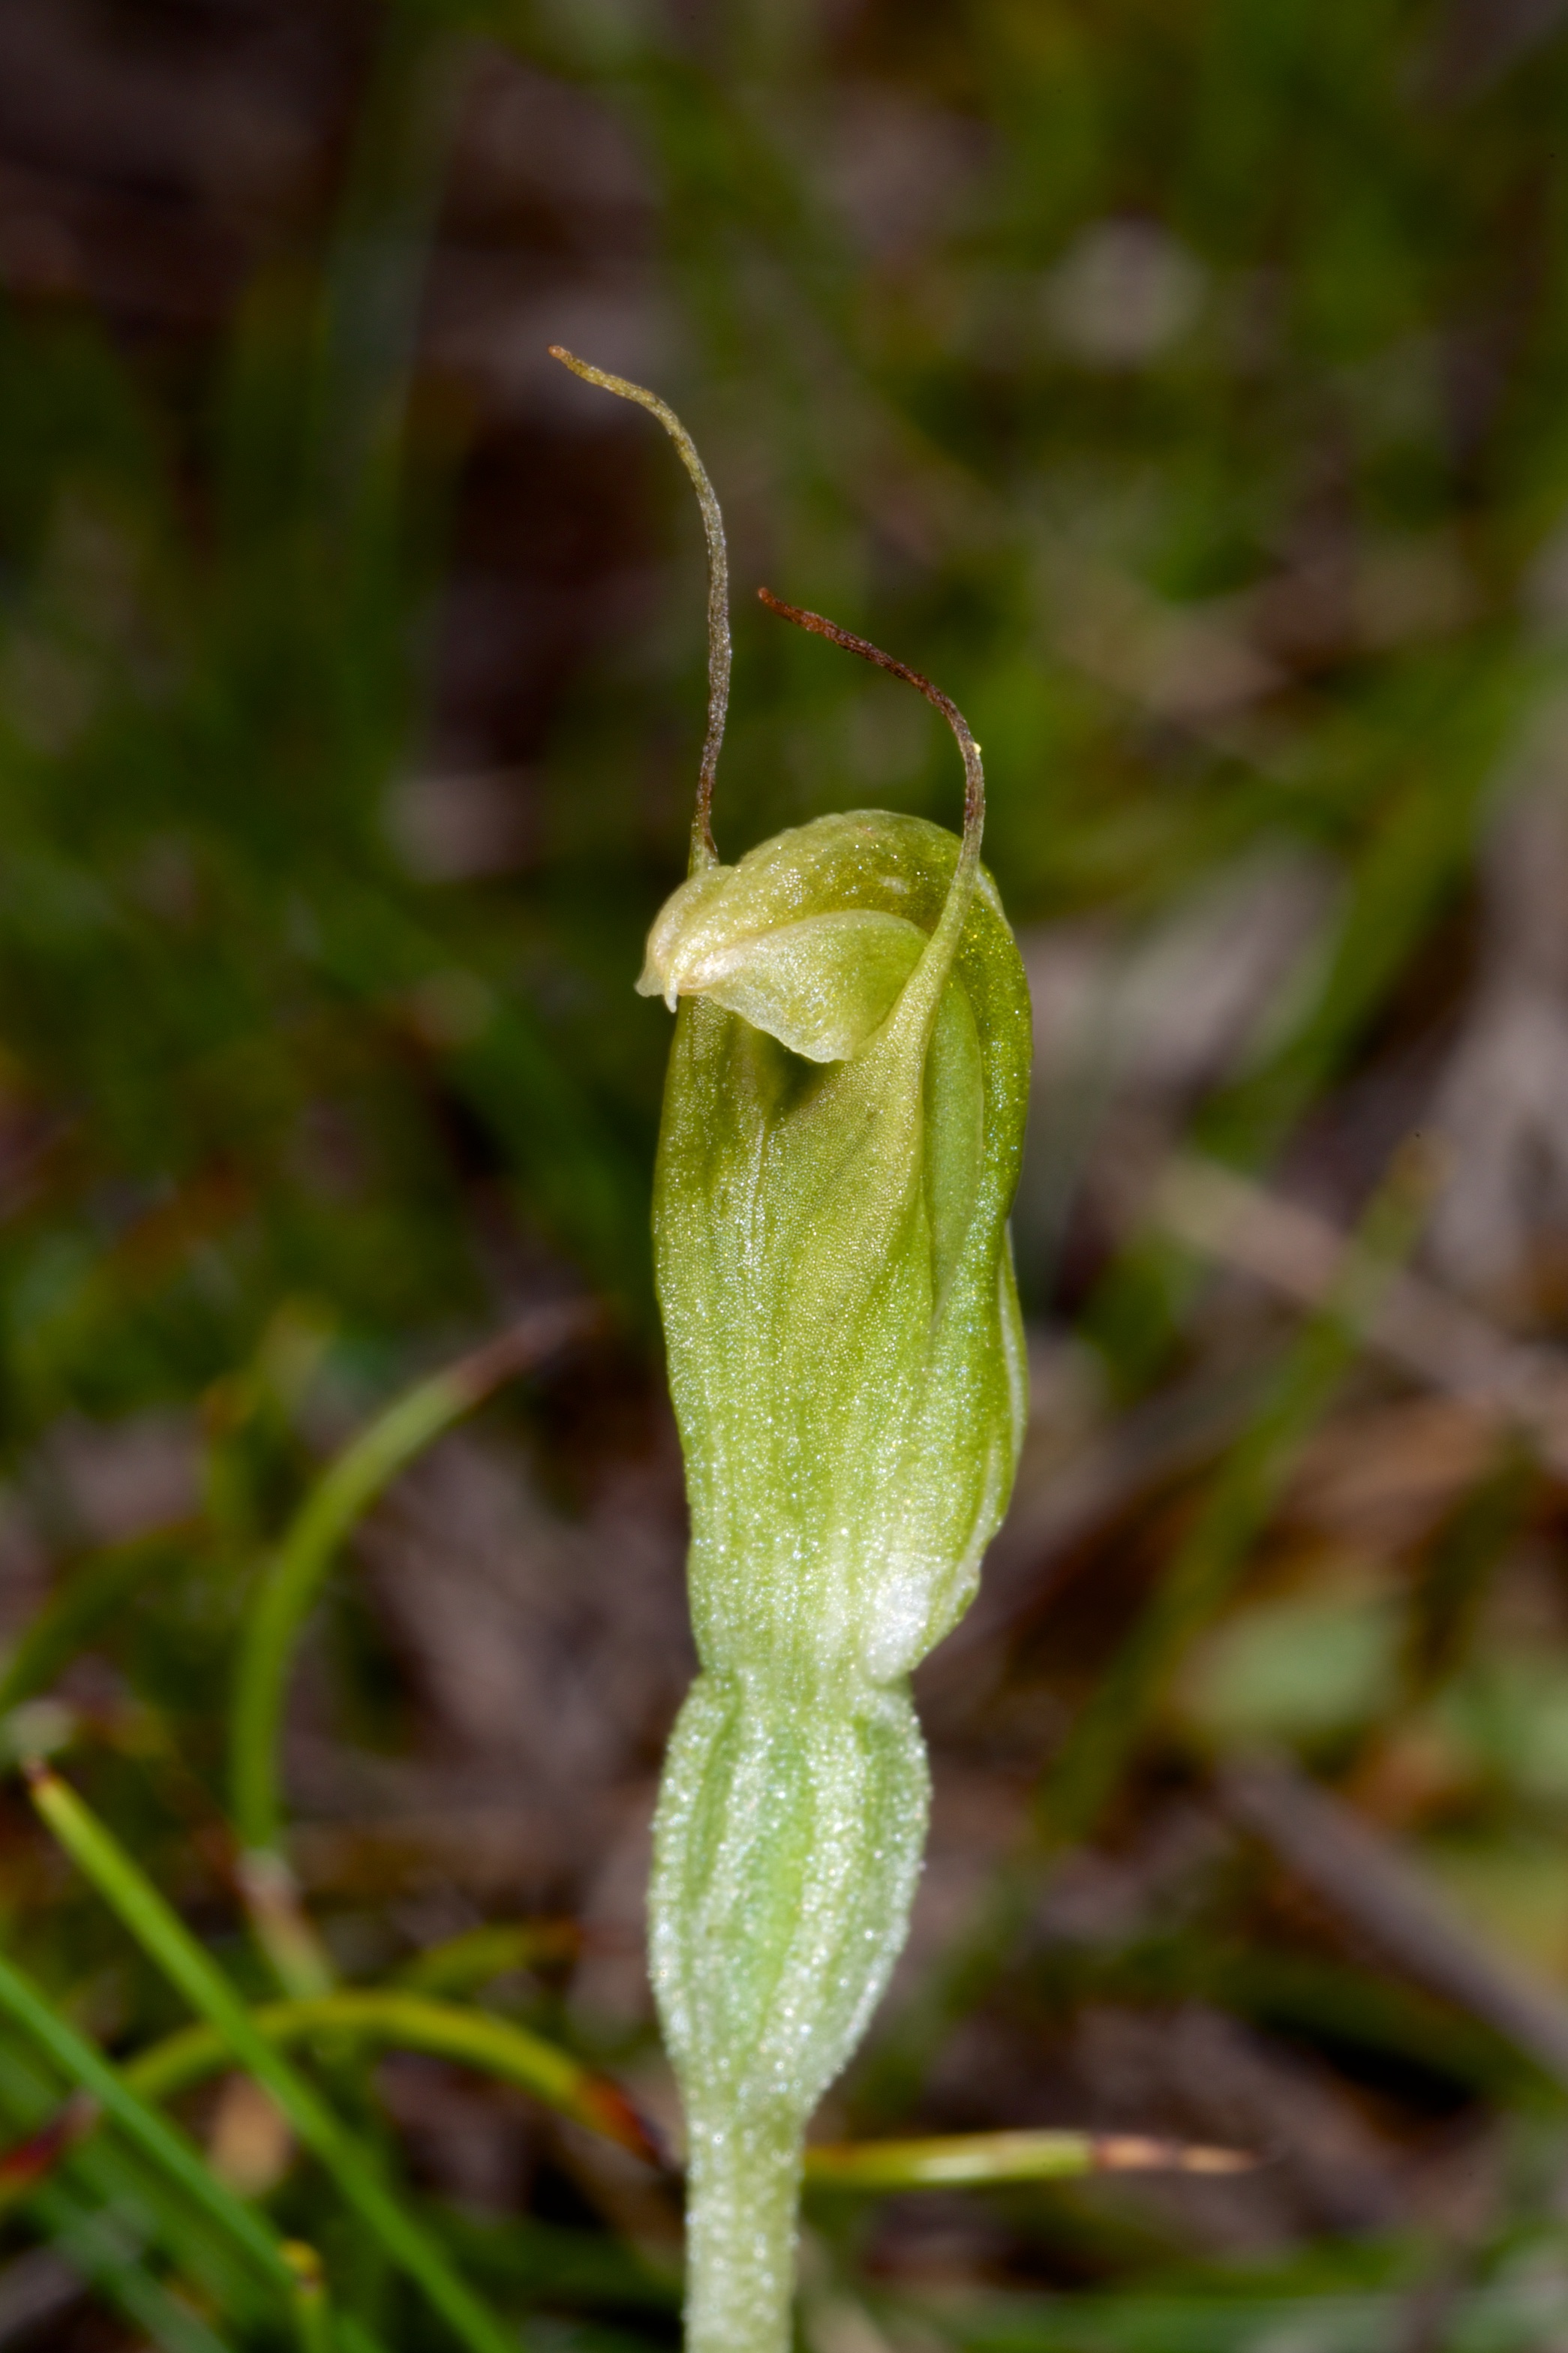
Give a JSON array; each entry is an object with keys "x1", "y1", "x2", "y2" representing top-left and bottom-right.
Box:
[
  {"x1": 654, "y1": 1682, "x2": 933, "y2": 2353},
  {"x1": 230, "y1": 1300, "x2": 591, "y2": 1860},
  {"x1": 122, "y1": 1989, "x2": 658, "y2": 2162},
  {"x1": 684, "y1": 2120, "x2": 798, "y2": 2353},
  {"x1": 27, "y1": 1764, "x2": 517, "y2": 2353}
]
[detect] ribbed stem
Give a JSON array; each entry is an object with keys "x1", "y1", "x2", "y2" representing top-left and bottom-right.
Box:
[
  {"x1": 650, "y1": 1674, "x2": 928, "y2": 2353},
  {"x1": 683, "y1": 2108, "x2": 801, "y2": 2353}
]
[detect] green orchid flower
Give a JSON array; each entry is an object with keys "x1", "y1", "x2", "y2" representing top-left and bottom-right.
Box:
[{"x1": 551, "y1": 349, "x2": 1030, "y2": 2353}]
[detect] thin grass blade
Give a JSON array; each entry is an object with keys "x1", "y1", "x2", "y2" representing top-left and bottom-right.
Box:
[
  {"x1": 0, "y1": 1951, "x2": 290, "y2": 2294},
  {"x1": 804, "y1": 2129, "x2": 1256, "y2": 2191},
  {"x1": 230, "y1": 1302, "x2": 591, "y2": 1860},
  {"x1": 27, "y1": 1764, "x2": 520, "y2": 2353},
  {"x1": 124, "y1": 1989, "x2": 660, "y2": 2164}
]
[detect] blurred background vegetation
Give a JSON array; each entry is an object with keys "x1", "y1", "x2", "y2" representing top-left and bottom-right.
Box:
[{"x1": 8, "y1": 0, "x2": 1568, "y2": 2345}]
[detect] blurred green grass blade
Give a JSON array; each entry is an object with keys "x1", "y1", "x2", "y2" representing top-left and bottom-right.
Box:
[
  {"x1": 0, "y1": 2028, "x2": 276, "y2": 2334},
  {"x1": 26, "y1": 2176, "x2": 235, "y2": 2353},
  {"x1": 395, "y1": 1919, "x2": 580, "y2": 1996},
  {"x1": 0, "y1": 1524, "x2": 196, "y2": 1714},
  {"x1": 915, "y1": 2285, "x2": 1395, "y2": 2353},
  {"x1": 230, "y1": 1300, "x2": 590, "y2": 1858},
  {"x1": 27, "y1": 1766, "x2": 520, "y2": 2353},
  {"x1": 212, "y1": 1, "x2": 463, "y2": 767},
  {"x1": 316, "y1": 886, "x2": 650, "y2": 1309},
  {"x1": 804, "y1": 2129, "x2": 1252, "y2": 2191},
  {"x1": 912, "y1": 2264, "x2": 1568, "y2": 2353},
  {"x1": 0, "y1": 1988, "x2": 338, "y2": 2348},
  {"x1": 1035, "y1": 1141, "x2": 1432, "y2": 1853},
  {"x1": 440, "y1": 1009, "x2": 651, "y2": 1310},
  {"x1": 1403, "y1": 1438, "x2": 1537, "y2": 1700},
  {"x1": 309, "y1": 6, "x2": 467, "y2": 521},
  {"x1": 1209, "y1": 659, "x2": 1530, "y2": 1169},
  {"x1": 0, "y1": 1951, "x2": 291, "y2": 2296},
  {"x1": 1025, "y1": 1930, "x2": 1542, "y2": 2104},
  {"x1": 234, "y1": 1848, "x2": 338, "y2": 2005},
  {"x1": 425, "y1": 2201, "x2": 680, "y2": 2316},
  {"x1": 232, "y1": 1366, "x2": 506, "y2": 1855},
  {"x1": 1088, "y1": 657, "x2": 1530, "y2": 1392},
  {"x1": 282, "y1": 2239, "x2": 335, "y2": 2353},
  {"x1": 336, "y1": 2322, "x2": 387, "y2": 2353},
  {"x1": 0, "y1": 2090, "x2": 95, "y2": 2216},
  {"x1": 124, "y1": 1989, "x2": 659, "y2": 2163}
]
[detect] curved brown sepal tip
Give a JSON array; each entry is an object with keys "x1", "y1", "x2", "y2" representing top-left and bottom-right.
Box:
[{"x1": 755, "y1": 587, "x2": 984, "y2": 847}]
